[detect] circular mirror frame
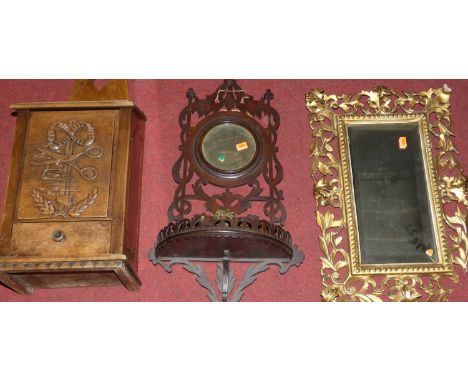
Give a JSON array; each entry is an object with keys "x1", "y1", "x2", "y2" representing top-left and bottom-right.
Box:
[
  {"x1": 200, "y1": 122, "x2": 258, "y2": 172},
  {"x1": 186, "y1": 111, "x2": 271, "y2": 187}
]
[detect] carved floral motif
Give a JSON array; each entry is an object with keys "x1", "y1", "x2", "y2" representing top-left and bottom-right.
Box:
[{"x1": 306, "y1": 85, "x2": 466, "y2": 301}]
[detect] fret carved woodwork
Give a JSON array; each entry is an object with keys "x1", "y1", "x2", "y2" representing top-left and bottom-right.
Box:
[
  {"x1": 150, "y1": 80, "x2": 304, "y2": 301},
  {"x1": 168, "y1": 79, "x2": 286, "y2": 225}
]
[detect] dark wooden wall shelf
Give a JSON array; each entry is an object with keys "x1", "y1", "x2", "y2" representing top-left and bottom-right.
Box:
[{"x1": 149, "y1": 80, "x2": 304, "y2": 302}]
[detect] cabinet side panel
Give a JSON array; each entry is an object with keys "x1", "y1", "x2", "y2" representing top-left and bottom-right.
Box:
[
  {"x1": 0, "y1": 110, "x2": 28, "y2": 255},
  {"x1": 124, "y1": 111, "x2": 145, "y2": 271},
  {"x1": 109, "y1": 108, "x2": 131, "y2": 255}
]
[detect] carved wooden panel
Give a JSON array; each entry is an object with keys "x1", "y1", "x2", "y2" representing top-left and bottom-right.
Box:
[{"x1": 16, "y1": 110, "x2": 117, "y2": 220}]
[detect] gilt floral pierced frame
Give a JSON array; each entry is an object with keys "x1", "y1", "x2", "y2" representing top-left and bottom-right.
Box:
[{"x1": 306, "y1": 85, "x2": 467, "y2": 301}]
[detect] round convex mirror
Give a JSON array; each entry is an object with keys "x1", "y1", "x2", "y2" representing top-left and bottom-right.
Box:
[{"x1": 201, "y1": 122, "x2": 257, "y2": 172}]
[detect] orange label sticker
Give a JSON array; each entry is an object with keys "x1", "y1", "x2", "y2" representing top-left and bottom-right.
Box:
[
  {"x1": 236, "y1": 141, "x2": 248, "y2": 151},
  {"x1": 399, "y1": 136, "x2": 408, "y2": 150}
]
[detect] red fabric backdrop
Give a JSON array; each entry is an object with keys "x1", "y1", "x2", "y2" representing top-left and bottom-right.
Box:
[{"x1": 0, "y1": 79, "x2": 467, "y2": 301}]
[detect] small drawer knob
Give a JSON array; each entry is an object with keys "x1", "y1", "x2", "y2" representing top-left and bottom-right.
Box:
[{"x1": 52, "y1": 230, "x2": 65, "y2": 242}]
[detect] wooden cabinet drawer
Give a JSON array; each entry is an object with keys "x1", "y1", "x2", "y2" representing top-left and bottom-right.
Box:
[{"x1": 9, "y1": 221, "x2": 111, "y2": 257}]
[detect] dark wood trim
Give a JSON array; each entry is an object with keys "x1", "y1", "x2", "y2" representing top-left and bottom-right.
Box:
[
  {"x1": 0, "y1": 273, "x2": 33, "y2": 294},
  {"x1": 0, "y1": 110, "x2": 28, "y2": 255},
  {"x1": 109, "y1": 108, "x2": 131, "y2": 255},
  {"x1": 11, "y1": 101, "x2": 146, "y2": 121},
  {"x1": 167, "y1": 80, "x2": 285, "y2": 225},
  {"x1": 186, "y1": 111, "x2": 270, "y2": 187}
]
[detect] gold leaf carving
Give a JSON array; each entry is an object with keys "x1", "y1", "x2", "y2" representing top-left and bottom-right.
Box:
[
  {"x1": 213, "y1": 208, "x2": 236, "y2": 220},
  {"x1": 306, "y1": 85, "x2": 465, "y2": 301},
  {"x1": 314, "y1": 178, "x2": 340, "y2": 207},
  {"x1": 440, "y1": 176, "x2": 468, "y2": 206},
  {"x1": 446, "y1": 207, "x2": 468, "y2": 271}
]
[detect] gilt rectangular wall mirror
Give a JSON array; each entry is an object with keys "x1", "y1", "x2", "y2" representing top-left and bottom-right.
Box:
[{"x1": 306, "y1": 86, "x2": 467, "y2": 301}]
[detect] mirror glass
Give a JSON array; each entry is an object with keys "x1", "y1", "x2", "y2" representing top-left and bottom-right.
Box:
[
  {"x1": 348, "y1": 122, "x2": 438, "y2": 264},
  {"x1": 201, "y1": 123, "x2": 257, "y2": 172}
]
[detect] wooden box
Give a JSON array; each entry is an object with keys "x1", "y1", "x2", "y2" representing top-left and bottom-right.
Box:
[{"x1": 0, "y1": 100, "x2": 145, "y2": 294}]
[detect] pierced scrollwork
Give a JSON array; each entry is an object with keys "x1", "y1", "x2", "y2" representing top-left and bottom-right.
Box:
[
  {"x1": 149, "y1": 256, "x2": 218, "y2": 301},
  {"x1": 306, "y1": 85, "x2": 467, "y2": 301},
  {"x1": 229, "y1": 245, "x2": 304, "y2": 302},
  {"x1": 314, "y1": 178, "x2": 340, "y2": 208},
  {"x1": 168, "y1": 80, "x2": 285, "y2": 225},
  {"x1": 156, "y1": 214, "x2": 292, "y2": 247},
  {"x1": 381, "y1": 273, "x2": 458, "y2": 302},
  {"x1": 148, "y1": 245, "x2": 304, "y2": 302},
  {"x1": 192, "y1": 178, "x2": 264, "y2": 216},
  {"x1": 152, "y1": 80, "x2": 302, "y2": 301},
  {"x1": 440, "y1": 175, "x2": 468, "y2": 206},
  {"x1": 445, "y1": 207, "x2": 468, "y2": 271}
]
